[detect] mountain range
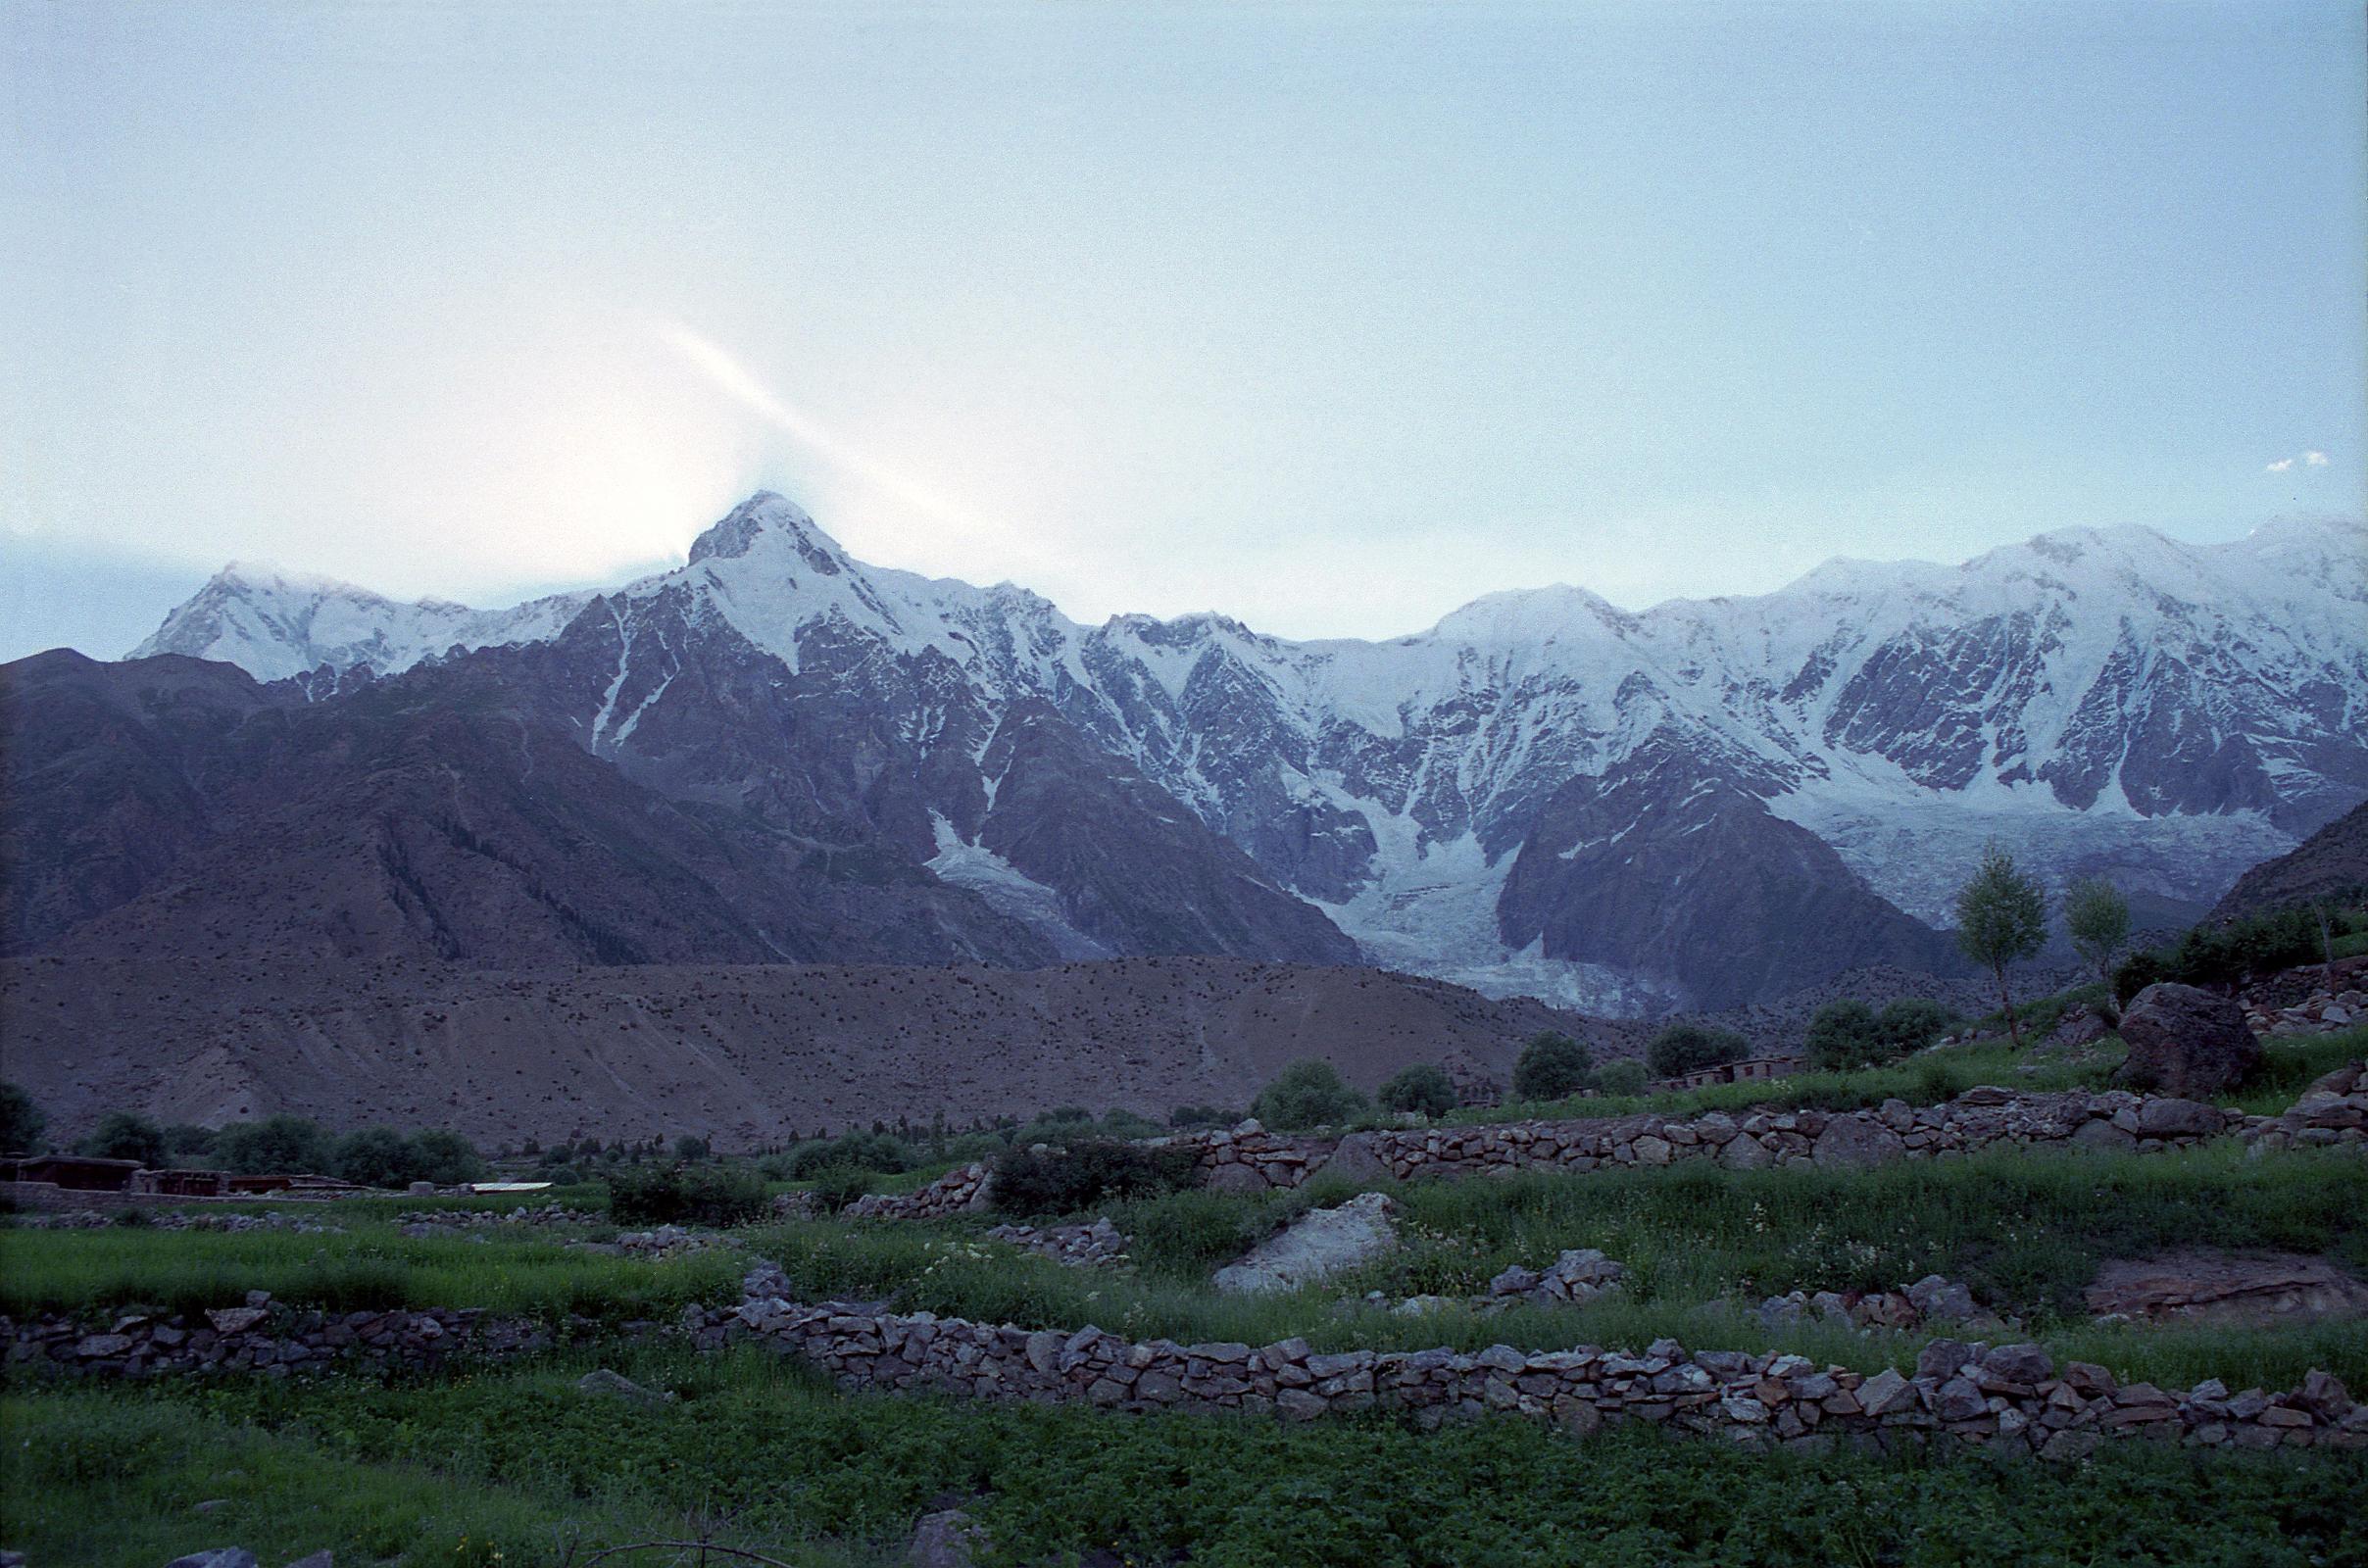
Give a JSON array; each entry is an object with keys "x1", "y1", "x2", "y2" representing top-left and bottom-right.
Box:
[{"x1": 9, "y1": 495, "x2": 2362, "y2": 1014}]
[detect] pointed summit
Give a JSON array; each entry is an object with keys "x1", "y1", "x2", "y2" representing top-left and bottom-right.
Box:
[{"x1": 687, "y1": 491, "x2": 845, "y2": 574}]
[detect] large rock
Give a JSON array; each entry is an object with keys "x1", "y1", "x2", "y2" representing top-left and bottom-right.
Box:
[
  {"x1": 1212, "y1": 1193, "x2": 1398, "y2": 1295},
  {"x1": 1810, "y1": 1115, "x2": 1905, "y2": 1170},
  {"x1": 2117, "y1": 983, "x2": 2262, "y2": 1099},
  {"x1": 1319, "y1": 1131, "x2": 1395, "y2": 1186},
  {"x1": 2086, "y1": 1250, "x2": 2368, "y2": 1326}
]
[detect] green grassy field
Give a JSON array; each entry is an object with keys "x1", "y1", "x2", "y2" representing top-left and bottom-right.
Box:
[{"x1": 6, "y1": 1346, "x2": 2364, "y2": 1568}]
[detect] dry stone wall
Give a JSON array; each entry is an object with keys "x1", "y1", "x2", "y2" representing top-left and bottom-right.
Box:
[
  {"x1": 2, "y1": 1301, "x2": 585, "y2": 1378},
  {"x1": 693, "y1": 1291, "x2": 2365, "y2": 1457},
  {"x1": 1180, "y1": 1086, "x2": 2269, "y2": 1192}
]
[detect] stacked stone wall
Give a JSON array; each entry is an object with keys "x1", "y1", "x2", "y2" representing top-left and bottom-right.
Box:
[{"x1": 694, "y1": 1294, "x2": 2364, "y2": 1457}]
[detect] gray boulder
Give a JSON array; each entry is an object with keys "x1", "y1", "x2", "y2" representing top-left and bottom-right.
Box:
[
  {"x1": 1319, "y1": 1131, "x2": 1395, "y2": 1186},
  {"x1": 164, "y1": 1553, "x2": 258, "y2": 1568},
  {"x1": 1212, "y1": 1192, "x2": 1398, "y2": 1295},
  {"x1": 1810, "y1": 1115, "x2": 1905, "y2": 1170},
  {"x1": 2117, "y1": 983, "x2": 2261, "y2": 1099}
]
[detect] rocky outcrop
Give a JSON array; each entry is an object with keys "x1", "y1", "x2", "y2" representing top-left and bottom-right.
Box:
[
  {"x1": 2117, "y1": 984, "x2": 2265, "y2": 1098},
  {"x1": 1211, "y1": 1194, "x2": 1398, "y2": 1295},
  {"x1": 2086, "y1": 1251, "x2": 2368, "y2": 1327},
  {"x1": 1487, "y1": 1249, "x2": 1626, "y2": 1307},
  {"x1": 2211, "y1": 801, "x2": 2368, "y2": 920},
  {"x1": 693, "y1": 1295, "x2": 2367, "y2": 1455},
  {"x1": 843, "y1": 1163, "x2": 994, "y2": 1220},
  {"x1": 2, "y1": 1300, "x2": 592, "y2": 1378}
]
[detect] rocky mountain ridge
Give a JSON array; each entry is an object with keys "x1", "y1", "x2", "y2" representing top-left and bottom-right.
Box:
[{"x1": 94, "y1": 496, "x2": 2368, "y2": 1008}]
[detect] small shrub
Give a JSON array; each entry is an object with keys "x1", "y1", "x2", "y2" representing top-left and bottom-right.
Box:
[
  {"x1": 1121, "y1": 1189, "x2": 1266, "y2": 1276},
  {"x1": 940, "y1": 1131, "x2": 1011, "y2": 1164},
  {"x1": 1251, "y1": 1060, "x2": 1367, "y2": 1132},
  {"x1": 605, "y1": 1163, "x2": 768, "y2": 1227},
  {"x1": 1806, "y1": 1000, "x2": 1951, "y2": 1072},
  {"x1": 1097, "y1": 1108, "x2": 1165, "y2": 1140},
  {"x1": 330, "y1": 1128, "x2": 415, "y2": 1188},
  {"x1": 1169, "y1": 1104, "x2": 1235, "y2": 1130},
  {"x1": 991, "y1": 1139, "x2": 1201, "y2": 1216},
  {"x1": 1377, "y1": 1063, "x2": 1457, "y2": 1118},
  {"x1": 806, "y1": 1163, "x2": 875, "y2": 1211},
  {"x1": 1876, "y1": 999, "x2": 1956, "y2": 1054},
  {"x1": 1511, "y1": 1033, "x2": 1594, "y2": 1102},
  {"x1": 672, "y1": 1135, "x2": 712, "y2": 1162},
  {"x1": 1645, "y1": 1024, "x2": 1749, "y2": 1079}
]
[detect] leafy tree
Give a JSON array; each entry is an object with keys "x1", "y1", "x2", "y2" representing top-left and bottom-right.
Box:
[
  {"x1": 991, "y1": 1139, "x2": 1200, "y2": 1216},
  {"x1": 1954, "y1": 843, "x2": 2049, "y2": 1049},
  {"x1": 1875, "y1": 999, "x2": 1956, "y2": 1055},
  {"x1": 1806, "y1": 999, "x2": 1956, "y2": 1072},
  {"x1": 1594, "y1": 1060, "x2": 1651, "y2": 1097},
  {"x1": 330, "y1": 1127, "x2": 415, "y2": 1188},
  {"x1": 2064, "y1": 876, "x2": 2133, "y2": 1011},
  {"x1": 75, "y1": 1110, "x2": 166, "y2": 1167},
  {"x1": 1097, "y1": 1108, "x2": 1165, "y2": 1140},
  {"x1": 1250, "y1": 1059, "x2": 1367, "y2": 1131},
  {"x1": 161, "y1": 1124, "x2": 217, "y2": 1164},
  {"x1": 0, "y1": 1082, "x2": 45, "y2": 1153},
  {"x1": 673, "y1": 1134, "x2": 712, "y2": 1162},
  {"x1": 406, "y1": 1129, "x2": 484, "y2": 1187},
  {"x1": 1377, "y1": 1062, "x2": 1457, "y2": 1118},
  {"x1": 1168, "y1": 1104, "x2": 1233, "y2": 1130},
  {"x1": 214, "y1": 1115, "x2": 332, "y2": 1176},
  {"x1": 1511, "y1": 1032, "x2": 1596, "y2": 1102},
  {"x1": 1645, "y1": 1023, "x2": 1750, "y2": 1079},
  {"x1": 1805, "y1": 1001, "x2": 1885, "y2": 1072}
]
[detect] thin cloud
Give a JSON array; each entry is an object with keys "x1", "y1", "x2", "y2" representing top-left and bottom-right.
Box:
[
  {"x1": 2265, "y1": 450, "x2": 2332, "y2": 473},
  {"x1": 2265, "y1": 457, "x2": 2294, "y2": 472},
  {"x1": 2304, "y1": 450, "x2": 2330, "y2": 466}
]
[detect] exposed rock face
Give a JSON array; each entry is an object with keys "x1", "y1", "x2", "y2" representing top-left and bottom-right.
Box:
[
  {"x1": 1498, "y1": 738, "x2": 1964, "y2": 1009},
  {"x1": 1212, "y1": 1193, "x2": 1399, "y2": 1295},
  {"x1": 2211, "y1": 801, "x2": 2368, "y2": 920},
  {"x1": 2086, "y1": 1251, "x2": 2368, "y2": 1326},
  {"x1": 2241, "y1": 1061, "x2": 2368, "y2": 1152},
  {"x1": 2117, "y1": 983, "x2": 2263, "y2": 1098}
]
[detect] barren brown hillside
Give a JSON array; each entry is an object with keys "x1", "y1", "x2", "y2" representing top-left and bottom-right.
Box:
[{"x1": 0, "y1": 955, "x2": 1640, "y2": 1147}]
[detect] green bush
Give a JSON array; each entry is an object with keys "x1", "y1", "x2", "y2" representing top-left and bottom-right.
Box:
[
  {"x1": 672, "y1": 1135, "x2": 712, "y2": 1162},
  {"x1": 785, "y1": 1131, "x2": 913, "y2": 1179},
  {"x1": 214, "y1": 1115, "x2": 333, "y2": 1176},
  {"x1": 1644, "y1": 1024, "x2": 1749, "y2": 1079},
  {"x1": 806, "y1": 1163, "x2": 876, "y2": 1211},
  {"x1": 991, "y1": 1138, "x2": 1202, "y2": 1217},
  {"x1": 1250, "y1": 1060, "x2": 1366, "y2": 1132},
  {"x1": 1377, "y1": 1063, "x2": 1456, "y2": 1117},
  {"x1": 604, "y1": 1163, "x2": 768, "y2": 1227},
  {"x1": 1511, "y1": 1033, "x2": 1594, "y2": 1101},
  {"x1": 76, "y1": 1111, "x2": 166, "y2": 1167},
  {"x1": 405, "y1": 1130, "x2": 484, "y2": 1187},
  {"x1": 1169, "y1": 1104, "x2": 1236, "y2": 1130}
]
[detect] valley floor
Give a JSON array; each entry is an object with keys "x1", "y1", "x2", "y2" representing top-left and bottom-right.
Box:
[{"x1": 5, "y1": 1027, "x2": 2367, "y2": 1567}]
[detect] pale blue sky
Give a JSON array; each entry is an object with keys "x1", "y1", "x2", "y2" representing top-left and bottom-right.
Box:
[{"x1": 4, "y1": 0, "x2": 2362, "y2": 661}]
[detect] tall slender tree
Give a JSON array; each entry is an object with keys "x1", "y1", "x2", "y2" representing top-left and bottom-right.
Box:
[
  {"x1": 1955, "y1": 843, "x2": 2049, "y2": 1048},
  {"x1": 2063, "y1": 875, "x2": 2133, "y2": 1018}
]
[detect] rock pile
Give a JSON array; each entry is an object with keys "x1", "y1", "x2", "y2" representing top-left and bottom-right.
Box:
[
  {"x1": 1488, "y1": 1250, "x2": 1627, "y2": 1307},
  {"x1": 841, "y1": 1163, "x2": 993, "y2": 1220},
  {"x1": 1756, "y1": 1274, "x2": 2004, "y2": 1334},
  {"x1": 394, "y1": 1202, "x2": 583, "y2": 1230},
  {"x1": 691, "y1": 1295, "x2": 2366, "y2": 1455},
  {"x1": 984, "y1": 1217, "x2": 1129, "y2": 1267},
  {"x1": 2245, "y1": 985, "x2": 2365, "y2": 1038},
  {"x1": 2240, "y1": 1061, "x2": 2368, "y2": 1153}
]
